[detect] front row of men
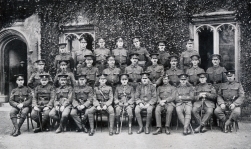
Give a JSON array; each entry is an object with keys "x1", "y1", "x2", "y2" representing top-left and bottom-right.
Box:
[{"x1": 9, "y1": 69, "x2": 244, "y2": 137}]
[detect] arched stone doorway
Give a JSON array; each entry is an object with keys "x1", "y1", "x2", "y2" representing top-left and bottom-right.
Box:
[{"x1": 0, "y1": 29, "x2": 29, "y2": 101}]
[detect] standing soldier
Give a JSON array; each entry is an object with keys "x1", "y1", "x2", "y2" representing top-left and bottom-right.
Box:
[
  {"x1": 206, "y1": 54, "x2": 228, "y2": 93},
  {"x1": 102, "y1": 55, "x2": 121, "y2": 92},
  {"x1": 130, "y1": 36, "x2": 151, "y2": 70},
  {"x1": 31, "y1": 73, "x2": 54, "y2": 133},
  {"x1": 156, "y1": 40, "x2": 170, "y2": 70},
  {"x1": 153, "y1": 74, "x2": 176, "y2": 135},
  {"x1": 53, "y1": 43, "x2": 75, "y2": 73},
  {"x1": 54, "y1": 60, "x2": 76, "y2": 88},
  {"x1": 180, "y1": 39, "x2": 199, "y2": 71},
  {"x1": 80, "y1": 54, "x2": 99, "y2": 88},
  {"x1": 9, "y1": 74, "x2": 32, "y2": 137},
  {"x1": 94, "y1": 38, "x2": 111, "y2": 74},
  {"x1": 135, "y1": 72, "x2": 157, "y2": 134},
  {"x1": 74, "y1": 37, "x2": 93, "y2": 75},
  {"x1": 49, "y1": 74, "x2": 73, "y2": 133},
  {"x1": 186, "y1": 54, "x2": 205, "y2": 86},
  {"x1": 146, "y1": 53, "x2": 165, "y2": 87},
  {"x1": 114, "y1": 74, "x2": 135, "y2": 135},
  {"x1": 166, "y1": 55, "x2": 184, "y2": 87},
  {"x1": 192, "y1": 73, "x2": 217, "y2": 133},
  {"x1": 175, "y1": 74, "x2": 194, "y2": 135},
  {"x1": 112, "y1": 37, "x2": 129, "y2": 73},
  {"x1": 70, "y1": 74, "x2": 93, "y2": 133},
  {"x1": 214, "y1": 70, "x2": 245, "y2": 133},
  {"x1": 88, "y1": 74, "x2": 115, "y2": 136},
  {"x1": 125, "y1": 53, "x2": 143, "y2": 90},
  {"x1": 28, "y1": 59, "x2": 52, "y2": 89}
]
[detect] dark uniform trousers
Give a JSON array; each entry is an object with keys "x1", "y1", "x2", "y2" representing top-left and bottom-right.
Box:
[
  {"x1": 214, "y1": 81, "x2": 244, "y2": 125},
  {"x1": 192, "y1": 83, "x2": 216, "y2": 126}
]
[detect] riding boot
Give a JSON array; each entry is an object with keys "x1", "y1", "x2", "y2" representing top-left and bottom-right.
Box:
[
  {"x1": 88, "y1": 114, "x2": 94, "y2": 136},
  {"x1": 145, "y1": 114, "x2": 152, "y2": 134},
  {"x1": 115, "y1": 116, "x2": 120, "y2": 134},
  {"x1": 109, "y1": 114, "x2": 115, "y2": 136},
  {"x1": 136, "y1": 116, "x2": 143, "y2": 134},
  {"x1": 128, "y1": 116, "x2": 133, "y2": 135},
  {"x1": 152, "y1": 127, "x2": 162, "y2": 135},
  {"x1": 13, "y1": 117, "x2": 25, "y2": 136},
  {"x1": 10, "y1": 118, "x2": 18, "y2": 136},
  {"x1": 183, "y1": 118, "x2": 190, "y2": 135}
]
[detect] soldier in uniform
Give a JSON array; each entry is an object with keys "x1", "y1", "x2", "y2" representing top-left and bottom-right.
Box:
[
  {"x1": 146, "y1": 53, "x2": 164, "y2": 87},
  {"x1": 166, "y1": 55, "x2": 184, "y2": 87},
  {"x1": 135, "y1": 72, "x2": 157, "y2": 134},
  {"x1": 153, "y1": 74, "x2": 176, "y2": 135},
  {"x1": 28, "y1": 59, "x2": 52, "y2": 89},
  {"x1": 80, "y1": 54, "x2": 99, "y2": 88},
  {"x1": 88, "y1": 74, "x2": 115, "y2": 136},
  {"x1": 175, "y1": 74, "x2": 194, "y2": 135},
  {"x1": 102, "y1": 55, "x2": 121, "y2": 92},
  {"x1": 214, "y1": 70, "x2": 245, "y2": 133},
  {"x1": 125, "y1": 53, "x2": 143, "y2": 90},
  {"x1": 9, "y1": 74, "x2": 32, "y2": 137},
  {"x1": 49, "y1": 74, "x2": 73, "y2": 133},
  {"x1": 180, "y1": 39, "x2": 199, "y2": 71},
  {"x1": 114, "y1": 74, "x2": 135, "y2": 135},
  {"x1": 74, "y1": 37, "x2": 93, "y2": 75},
  {"x1": 156, "y1": 40, "x2": 170, "y2": 70},
  {"x1": 94, "y1": 38, "x2": 111, "y2": 74},
  {"x1": 206, "y1": 54, "x2": 228, "y2": 92},
  {"x1": 186, "y1": 54, "x2": 205, "y2": 86},
  {"x1": 112, "y1": 37, "x2": 129, "y2": 73},
  {"x1": 192, "y1": 73, "x2": 217, "y2": 133},
  {"x1": 53, "y1": 43, "x2": 75, "y2": 73},
  {"x1": 31, "y1": 73, "x2": 55, "y2": 133},
  {"x1": 130, "y1": 36, "x2": 151, "y2": 70},
  {"x1": 70, "y1": 74, "x2": 93, "y2": 133},
  {"x1": 54, "y1": 60, "x2": 76, "y2": 88}
]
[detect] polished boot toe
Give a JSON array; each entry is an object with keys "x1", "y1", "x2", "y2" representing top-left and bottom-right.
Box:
[
  {"x1": 152, "y1": 128, "x2": 162, "y2": 135},
  {"x1": 33, "y1": 128, "x2": 42, "y2": 133},
  {"x1": 145, "y1": 127, "x2": 150, "y2": 134},
  {"x1": 165, "y1": 127, "x2": 170, "y2": 135},
  {"x1": 137, "y1": 127, "x2": 144, "y2": 134},
  {"x1": 89, "y1": 129, "x2": 94, "y2": 136}
]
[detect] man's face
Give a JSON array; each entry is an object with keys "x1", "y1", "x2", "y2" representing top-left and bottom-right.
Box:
[
  {"x1": 151, "y1": 57, "x2": 158, "y2": 65},
  {"x1": 199, "y1": 77, "x2": 207, "y2": 84},
  {"x1": 212, "y1": 57, "x2": 220, "y2": 66},
  {"x1": 141, "y1": 76, "x2": 149, "y2": 84},
  {"x1": 180, "y1": 78, "x2": 187, "y2": 85},
  {"x1": 130, "y1": 57, "x2": 138, "y2": 65},
  {"x1": 37, "y1": 64, "x2": 45, "y2": 70},
  {"x1": 16, "y1": 78, "x2": 24, "y2": 87},
  {"x1": 117, "y1": 40, "x2": 124, "y2": 48},
  {"x1": 158, "y1": 43, "x2": 165, "y2": 51},
  {"x1": 59, "y1": 46, "x2": 66, "y2": 53},
  {"x1": 186, "y1": 43, "x2": 194, "y2": 50},
  {"x1": 121, "y1": 77, "x2": 128, "y2": 85},
  {"x1": 59, "y1": 78, "x2": 67, "y2": 86},
  {"x1": 163, "y1": 77, "x2": 169, "y2": 85},
  {"x1": 107, "y1": 58, "x2": 115, "y2": 67},
  {"x1": 191, "y1": 59, "x2": 199, "y2": 67},
  {"x1": 98, "y1": 39, "x2": 105, "y2": 48},
  {"x1": 78, "y1": 78, "x2": 87, "y2": 86},
  {"x1": 86, "y1": 58, "x2": 93, "y2": 67},
  {"x1": 99, "y1": 78, "x2": 107, "y2": 85},
  {"x1": 40, "y1": 78, "x2": 49, "y2": 86},
  {"x1": 133, "y1": 38, "x2": 140, "y2": 47},
  {"x1": 170, "y1": 59, "x2": 178, "y2": 67},
  {"x1": 60, "y1": 63, "x2": 67, "y2": 70},
  {"x1": 80, "y1": 39, "x2": 87, "y2": 49},
  {"x1": 227, "y1": 74, "x2": 235, "y2": 82}
]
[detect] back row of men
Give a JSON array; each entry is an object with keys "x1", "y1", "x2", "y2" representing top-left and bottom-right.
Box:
[{"x1": 9, "y1": 46, "x2": 244, "y2": 137}]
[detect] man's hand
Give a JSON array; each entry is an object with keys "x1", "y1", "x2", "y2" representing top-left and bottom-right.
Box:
[
  {"x1": 145, "y1": 104, "x2": 150, "y2": 108},
  {"x1": 229, "y1": 104, "x2": 235, "y2": 110},
  {"x1": 220, "y1": 104, "x2": 226, "y2": 110},
  {"x1": 119, "y1": 102, "x2": 124, "y2": 107},
  {"x1": 97, "y1": 106, "x2": 102, "y2": 110},
  {"x1": 55, "y1": 106, "x2": 60, "y2": 111},
  {"x1": 17, "y1": 103, "x2": 24, "y2": 109},
  {"x1": 80, "y1": 105, "x2": 85, "y2": 110},
  {"x1": 153, "y1": 84, "x2": 157, "y2": 87},
  {"x1": 139, "y1": 103, "x2": 144, "y2": 109},
  {"x1": 77, "y1": 105, "x2": 82, "y2": 111},
  {"x1": 34, "y1": 106, "x2": 40, "y2": 111},
  {"x1": 43, "y1": 107, "x2": 49, "y2": 111},
  {"x1": 60, "y1": 106, "x2": 65, "y2": 112},
  {"x1": 103, "y1": 105, "x2": 107, "y2": 110},
  {"x1": 160, "y1": 100, "x2": 166, "y2": 106},
  {"x1": 124, "y1": 103, "x2": 129, "y2": 107}
]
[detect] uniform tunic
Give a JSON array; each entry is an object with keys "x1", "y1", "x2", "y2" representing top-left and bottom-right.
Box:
[
  {"x1": 129, "y1": 47, "x2": 150, "y2": 69},
  {"x1": 146, "y1": 64, "x2": 164, "y2": 86},
  {"x1": 158, "y1": 51, "x2": 170, "y2": 70},
  {"x1": 206, "y1": 65, "x2": 227, "y2": 92},
  {"x1": 186, "y1": 67, "x2": 205, "y2": 86},
  {"x1": 74, "y1": 49, "x2": 93, "y2": 75},
  {"x1": 80, "y1": 66, "x2": 99, "y2": 87},
  {"x1": 166, "y1": 67, "x2": 184, "y2": 87},
  {"x1": 180, "y1": 50, "x2": 199, "y2": 70},
  {"x1": 125, "y1": 64, "x2": 143, "y2": 90},
  {"x1": 94, "y1": 47, "x2": 111, "y2": 74},
  {"x1": 28, "y1": 70, "x2": 53, "y2": 89},
  {"x1": 54, "y1": 53, "x2": 75, "y2": 72},
  {"x1": 102, "y1": 67, "x2": 121, "y2": 86},
  {"x1": 54, "y1": 71, "x2": 76, "y2": 88},
  {"x1": 112, "y1": 48, "x2": 128, "y2": 72}
]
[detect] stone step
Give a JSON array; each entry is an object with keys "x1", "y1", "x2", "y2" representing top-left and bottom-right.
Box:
[{"x1": 0, "y1": 103, "x2": 11, "y2": 111}]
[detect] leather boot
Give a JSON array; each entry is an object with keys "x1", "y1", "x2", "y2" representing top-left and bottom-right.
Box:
[
  {"x1": 152, "y1": 127, "x2": 162, "y2": 135},
  {"x1": 194, "y1": 126, "x2": 201, "y2": 133},
  {"x1": 128, "y1": 116, "x2": 133, "y2": 135},
  {"x1": 201, "y1": 125, "x2": 207, "y2": 133},
  {"x1": 183, "y1": 118, "x2": 190, "y2": 135},
  {"x1": 88, "y1": 114, "x2": 95, "y2": 136},
  {"x1": 56, "y1": 124, "x2": 63, "y2": 133},
  {"x1": 109, "y1": 114, "x2": 115, "y2": 136},
  {"x1": 136, "y1": 116, "x2": 143, "y2": 134},
  {"x1": 165, "y1": 127, "x2": 170, "y2": 135},
  {"x1": 89, "y1": 129, "x2": 94, "y2": 136},
  {"x1": 145, "y1": 114, "x2": 152, "y2": 134},
  {"x1": 13, "y1": 117, "x2": 25, "y2": 136},
  {"x1": 115, "y1": 116, "x2": 120, "y2": 134},
  {"x1": 10, "y1": 118, "x2": 18, "y2": 136}
]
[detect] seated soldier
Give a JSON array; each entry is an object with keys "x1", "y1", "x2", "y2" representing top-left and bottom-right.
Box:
[
  {"x1": 80, "y1": 54, "x2": 99, "y2": 88},
  {"x1": 70, "y1": 74, "x2": 93, "y2": 133},
  {"x1": 214, "y1": 70, "x2": 245, "y2": 133},
  {"x1": 49, "y1": 74, "x2": 73, "y2": 133},
  {"x1": 166, "y1": 55, "x2": 184, "y2": 87},
  {"x1": 88, "y1": 74, "x2": 115, "y2": 136},
  {"x1": 153, "y1": 74, "x2": 176, "y2": 135},
  {"x1": 135, "y1": 72, "x2": 157, "y2": 134},
  {"x1": 31, "y1": 73, "x2": 55, "y2": 133},
  {"x1": 192, "y1": 73, "x2": 217, "y2": 133},
  {"x1": 114, "y1": 74, "x2": 135, "y2": 135},
  {"x1": 9, "y1": 74, "x2": 32, "y2": 137},
  {"x1": 54, "y1": 60, "x2": 76, "y2": 88},
  {"x1": 146, "y1": 53, "x2": 164, "y2": 87},
  {"x1": 175, "y1": 74, "x2": 194, "y2": 135},
  {"x1": 186, "y1": 54, "x2": 205, "y2": 86}
]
